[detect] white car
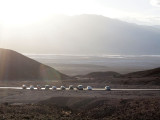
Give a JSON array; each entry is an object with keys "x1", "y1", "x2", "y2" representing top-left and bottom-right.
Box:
[
  {"x1": 77, "y1": 85, "x2": 83, "y2": 90},
  {"x1": 60, "y1": 86, "x2": 66, "y2": 90},
  {"x1": 69, "y1": 85, "x2": 74, "y2": 90},
  {"x1": 52, "y1": 86, "x2": 57, "y2": 90},
  {"x1": 30, "y1": 85, "x2": 34, "y2": 90},
  {"x1": 22, "y1": 85, "x2": 27, "y2": 89},
  {"x1": 105, "y1": 86, "x2": 111, "y2": 91},
  {"x1": 87, "y1": 86, "x2": 92, "y2": 90},
  {"x1": 45, "y1": 85, "x2": 50, "y2": 90}
]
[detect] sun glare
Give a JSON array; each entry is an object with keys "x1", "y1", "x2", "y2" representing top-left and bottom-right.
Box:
[
  {"x1": 0, "y1": 0, "x2": 54, "y2": 25},
  {"x1": 0, "y1": 0, "x2": 94, "y2": 25},
  {"x1": 0, "y1": 0, "x2": 123, "y2": 26}
]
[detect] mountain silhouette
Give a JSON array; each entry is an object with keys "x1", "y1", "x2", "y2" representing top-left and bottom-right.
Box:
[
  {"x1": 0, "y1": 48, "x2": 69, "y2": 81},
  {"x1": 124, "y1": 67, "x2": 160, "y2": 77}
]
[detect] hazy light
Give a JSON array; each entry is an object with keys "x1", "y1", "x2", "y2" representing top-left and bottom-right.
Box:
[
  {"x1": 0, "y1": 0, "x2": 100, "y2": 25},
  {"x1": 0, "y1": 0, "x2": 138, "y2": 25},
  {"x1": 150, "y1": 0, "x2": 160, "y2": 7},
  {"x1": 0, "y1": 0, "x2": 160, "y2": 26}
]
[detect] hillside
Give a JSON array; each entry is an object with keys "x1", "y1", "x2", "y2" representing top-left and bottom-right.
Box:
[
  {"x1": 80, "y1": 67, "x2": 160, "y2": 79},
  {"x1": 75, "y1": 68, "x2": 160, "y2": 85},
  {"x1": 124, "y1": 67, "x2": 160, "y2": 78},
  {"x1": 0, "y1": 48, "x2": 68, "y2": 81},
  {"x1": 83, "y1": 71, "x2": 121, "y2": 79}
]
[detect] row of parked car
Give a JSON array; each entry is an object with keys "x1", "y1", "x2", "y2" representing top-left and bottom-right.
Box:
[{"x1": 22, "y1": 85, "x2": 111, "y2": 91}]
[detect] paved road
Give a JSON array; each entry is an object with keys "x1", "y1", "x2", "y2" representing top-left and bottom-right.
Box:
[{"x1": 0, "y1": 87, "x2": 160, "y2": 91}]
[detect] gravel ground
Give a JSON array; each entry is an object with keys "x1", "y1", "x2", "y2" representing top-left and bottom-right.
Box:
[{"x1": 0, "y1": 81, "x2": 160, "y2": 120}]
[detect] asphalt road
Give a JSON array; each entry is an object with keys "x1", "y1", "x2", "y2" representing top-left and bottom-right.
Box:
[{"x1": 0, "y1": 87, "x2": 160, "y2": 91}]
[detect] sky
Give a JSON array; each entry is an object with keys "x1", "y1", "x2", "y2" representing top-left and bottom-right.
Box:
[
  {"x1": 0, "y1": 0, "x2": 160, "y2": 55},
  {"x1": 0, "y1": 0, "x2": 160, "y2": 25}
]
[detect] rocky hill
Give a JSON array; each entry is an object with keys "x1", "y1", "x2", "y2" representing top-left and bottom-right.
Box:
[
  {"x1": 0, "y1": 48, "x2": 69, "y2": 81},
  {"x1": 84, "y1": 71, "x2": 121, "y2": 78},
  {"x1": 124, "y1": 67, "x2": 160, "y2": 78}
]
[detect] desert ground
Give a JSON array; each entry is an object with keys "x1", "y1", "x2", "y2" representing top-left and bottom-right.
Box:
[{"x1": 0, "y1": 79, "x2": 160, "y2": 120}]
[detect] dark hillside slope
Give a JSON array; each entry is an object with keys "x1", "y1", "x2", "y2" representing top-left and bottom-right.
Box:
[
  {"x1": 81, "y1": 67, "x2": 160, "y2": 78},
  {"x1": 0, "y1": 48, "x2": 68, "y2": 81},
  {"x1": 124, "y1": 67, "x2": 160, "y2": 78},
  {"x1": 84, "y1": 71, "x2": 121, "y2": 78},
  {"x1": 77, "y1": 68, "x2": 160, "y2": 85}
]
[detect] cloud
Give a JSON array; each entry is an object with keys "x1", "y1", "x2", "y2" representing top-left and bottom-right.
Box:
[{"x1": 150, "y1": 0, "x2": 160, "y2": 7}]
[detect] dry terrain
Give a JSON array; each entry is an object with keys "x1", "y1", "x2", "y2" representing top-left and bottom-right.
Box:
[{"x1": 0, "y1": 79, "x2": 160, "y2": 120}]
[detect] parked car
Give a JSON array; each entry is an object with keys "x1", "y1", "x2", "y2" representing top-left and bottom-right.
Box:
[
  {"x1": 87, "y1": 86, "x2": 92, "y2": 90},
  {"x1": 22, "y1": 85, "x2": 27, "y2": 89},
  {"x1": 37, "y1": 85, "x2": 41, "y2": 90},
  {"x1": 69, "y1": 85, "x2": 74, "y2": 90},
  {"x1": 60, "y1": 86, "x2": 66, "y2": 90},
  {"x1": 30, "y1": 85, "x2": 34, "y2": 90},
  {"x1": 77, "y1": 85, "x2": 83, "y2": 90},
  {"x1": 52, "y1": 86, "x2": 57, "y2": 90},
  {"x1": 105, "y1": 86, "x2": 111, "y2": 91},
  {"x1": 45, "y1": 85, "x2": 50, "y2": 90}
]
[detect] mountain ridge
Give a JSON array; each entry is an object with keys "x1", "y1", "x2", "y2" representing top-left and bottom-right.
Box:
[{"x1": 2, "y1": 14, "x2": 160, "y2": 55}]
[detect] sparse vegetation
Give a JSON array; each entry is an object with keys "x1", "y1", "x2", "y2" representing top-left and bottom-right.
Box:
[{"x1": 0, "y1": 98, "x2": 160, "y2": 120}]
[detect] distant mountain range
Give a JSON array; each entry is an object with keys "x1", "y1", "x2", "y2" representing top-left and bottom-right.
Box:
[
  {"x1": 2, "y1": 14, "x2": 160, "y2": 55},
  {"x1": 58, "y1": 14, "x2": 160, "y2": 55},
  {"x1": 0, "y1": 48, "x2": 68, "y2": 81}
]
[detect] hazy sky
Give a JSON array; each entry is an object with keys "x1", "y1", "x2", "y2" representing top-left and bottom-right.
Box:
[
  {"x1": 0, "y1": 0, "x2": 160, "y2": 25},
  {"x1": 0, "y1": 0, "x2": 160, "y2": 54}
]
